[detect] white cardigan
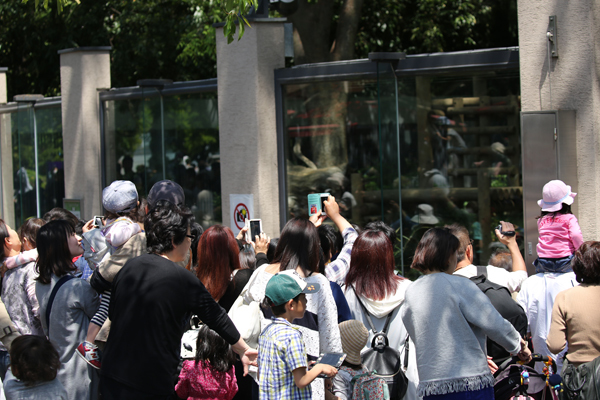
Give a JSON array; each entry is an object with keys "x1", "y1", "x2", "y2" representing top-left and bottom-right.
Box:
[{"x1": 401, "y1": 272, "x2": 520, "y2": 397}]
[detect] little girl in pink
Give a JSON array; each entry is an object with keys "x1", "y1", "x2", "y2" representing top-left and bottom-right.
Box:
[
  {"x1": 535, "y1": 180, "x2": 583, "y2": 272},
  {"x1": 176, "y1": 325, "x2": 238, "y2": 400}
]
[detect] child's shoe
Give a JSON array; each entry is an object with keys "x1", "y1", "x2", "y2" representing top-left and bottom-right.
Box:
[{"x1": 76, "y1": 341, "x2": 101, "y2": 369}]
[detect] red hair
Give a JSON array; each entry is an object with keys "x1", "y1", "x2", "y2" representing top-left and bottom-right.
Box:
[
  {"x1": 195, "y1": 225, "x2": 241, "y2": 301},
  {"x1": 345, "y1": 230, "x2": 404, "y2": 301}
]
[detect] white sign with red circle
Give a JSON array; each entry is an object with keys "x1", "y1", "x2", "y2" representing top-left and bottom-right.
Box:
[{"x1": 229, "y1": 194, "x2": 254, "y2": 236}]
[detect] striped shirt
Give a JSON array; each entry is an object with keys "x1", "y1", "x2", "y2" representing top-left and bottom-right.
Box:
[
  {"x1": 325, "y1": 227, "x2": 358, "y2": 286},
  {"x1": 259, "y1": 317, "x2": 310, "y2": 400}
]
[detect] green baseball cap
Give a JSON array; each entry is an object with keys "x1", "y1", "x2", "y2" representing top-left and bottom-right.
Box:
[{"x1": 265, "y1": 270, "x2": 321, "y2": 306}]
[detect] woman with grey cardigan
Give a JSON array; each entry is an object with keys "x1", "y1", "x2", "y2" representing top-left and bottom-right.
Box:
[
  {"x1": 401, "y1": 228, "x2": 531, "y2": 400},
  {"x1": 35, "y1": 220, "x2": 100, "y2": 400}
]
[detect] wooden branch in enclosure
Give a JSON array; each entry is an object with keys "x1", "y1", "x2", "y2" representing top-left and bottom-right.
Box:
[
  {"x1": 360, "y1": 187, "x2": 523, "y2": 203},
  {"x1": 447, "y1": 167, "x2": 519, "y2": 175},
  {"x1": 460, "y1": 126, "x2": 515, "y2": 135},
  {"x1": 445, "y1": 105, "x2": 518, "y2": 116},
  {"x1": 431, "y1": 96, "x2": 519, "y2": 107},
  {"x1": 447, "y1": 146, "x2": 517, "y2": 156}
]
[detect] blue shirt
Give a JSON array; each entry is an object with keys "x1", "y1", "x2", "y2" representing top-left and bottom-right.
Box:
[{"x1": 258, "y1": 317, "x2": 311, "y2": 400}]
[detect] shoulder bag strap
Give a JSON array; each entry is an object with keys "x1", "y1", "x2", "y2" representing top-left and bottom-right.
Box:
[
  {"x1": 45, "y1": 275, "x2": 75, "y2": 332},
  {"x1": 476, "y1": 265, "x2": 487, "y2": 277}
]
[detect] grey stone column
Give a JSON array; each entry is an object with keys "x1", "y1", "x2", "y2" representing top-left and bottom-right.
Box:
[
  {"x1": 59, "y1": 47, "x2": 111, "y2": 219},
  {"x1": 518, "y1": 1, "x2": 600, "y2": 238},
  {"x1": 0, "y1": 68, "x2": 15, "y2": 226},
  {"x1": 215, "y1": 20, "x2": 286, "y2": 237}
]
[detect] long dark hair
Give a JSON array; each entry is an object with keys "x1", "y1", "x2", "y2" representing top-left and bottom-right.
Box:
[
  {"x1": 345, "y1": 230, "x2": 404, "y2": 301},
  {"x1": 0, "y1": 219, "x2": 9, "y2": 263},
  {"x1": 195, "y1": 325, "x2": 235, "y2": 373},
  {"x1": 35, "y1": 220, "x2": 77, "y2": 284},
  {"x1": 196, "y1": 225, "x2": 240, "y2": 301},
  {"x1": 273, "y1": 218, "x2": 319, "y2": 275}
]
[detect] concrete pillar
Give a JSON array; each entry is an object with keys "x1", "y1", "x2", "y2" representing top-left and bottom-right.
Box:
[
  {"x1": 0, "y1": 68, "x2": 6, "y2": 103},
  {"x1": 0, "y1": 68, "x2": 15, "y2": 227},
  {"x1": 59, "y1": 47, "x2": 111, "y2": 220},
  {"x1": 518, "y1": 1, "x2": 600, "y2": 239},
  {"x1": 215, "y1": 20, "x2": 286, "y2": 237}
]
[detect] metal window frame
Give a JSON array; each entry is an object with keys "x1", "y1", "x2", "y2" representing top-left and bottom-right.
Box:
[
  {"x1": 274, "y1": 47, "x2": 520, "y2": 230},
  {"x1": 98, "y1": 78, "x2": 218, "y2": 188}
]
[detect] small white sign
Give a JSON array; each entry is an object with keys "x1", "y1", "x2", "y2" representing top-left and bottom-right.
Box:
[{"x1": 230, "y1": 194, "x2": 254, "y2": 236}]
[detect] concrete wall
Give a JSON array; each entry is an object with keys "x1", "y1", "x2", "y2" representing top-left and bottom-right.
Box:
[
  {"x1": 518, "y1": 1, "x2": 600, "y2": 239},
  {"x1": 215, "y1": 20, "x2": 286, "y2": 237},
  {"x1": 59, "y1": 47, "x2": 111, "y2": 220},
  {"x1": 0, "y1": 68, "x2": 13, "y2": 226}
]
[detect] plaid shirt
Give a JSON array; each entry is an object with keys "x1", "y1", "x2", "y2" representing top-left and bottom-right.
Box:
[
  {"x1": 325, "y1": 227, "x2": 358, "y2": 286},
  {"x1": 259, "y1": 317, "x2": 310, "y2": 400}
]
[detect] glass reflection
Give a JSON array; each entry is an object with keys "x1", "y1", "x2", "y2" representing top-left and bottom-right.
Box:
[
  {"x1": 104, "y1": 91, "x2": 221, "y2": 228},
  {"x1": 282, "y1": 69, "x2": 522, "y2": 274}
]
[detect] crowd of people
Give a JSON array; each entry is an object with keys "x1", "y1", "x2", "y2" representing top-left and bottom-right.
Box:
[{"x1": 0, "y1": 177, "x2": 596, "y2": 400}]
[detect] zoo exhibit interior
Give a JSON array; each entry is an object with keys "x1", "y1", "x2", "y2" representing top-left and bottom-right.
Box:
[{"x1": 0, "y1": 47, "x2": 522, "y2": 274}]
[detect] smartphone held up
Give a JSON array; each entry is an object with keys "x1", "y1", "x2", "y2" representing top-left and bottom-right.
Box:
[
  {"x1": 308, "y1": 193, "x2": 330, "y2": 217},
  {"x1": 245, "y1": 219, "x2": 263, "y2": 242}
]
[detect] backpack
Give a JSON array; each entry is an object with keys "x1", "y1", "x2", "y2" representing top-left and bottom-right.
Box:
[
  {"x1": 470, "y1": 266, "x2": 528, "y2": 365},
  {"x1": 353, "y1": 288, "x2": 409, "y2": 400},
  {"x1": 81, "y1": 218, "x2": 132, "y2": 270},
  {"x1": 340, "y1": 366, "x2": 390, "y2": 400},
  {"x1": 351, "y1": 371, "x2": 390, "y2": 400}
]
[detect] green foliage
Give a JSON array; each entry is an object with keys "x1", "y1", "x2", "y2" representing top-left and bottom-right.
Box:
[{"x1": 355, "y1": 0, "x2": 516, "y2": 56}]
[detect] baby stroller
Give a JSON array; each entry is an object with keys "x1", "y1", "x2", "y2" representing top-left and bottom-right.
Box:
[{"x1": 494, "y1": 354, "x2": 561, "y2": 400}]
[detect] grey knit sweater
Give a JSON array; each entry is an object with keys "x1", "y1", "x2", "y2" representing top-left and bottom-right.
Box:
[{"x1": 401, "y1": 272, "x2": 521, "y2": 397}]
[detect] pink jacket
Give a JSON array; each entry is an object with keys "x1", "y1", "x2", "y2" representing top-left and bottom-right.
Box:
[
  {"x1": 536, "y1": 213, "x2": 583, "y2": 258},
  {"x1": 175, "y1": 360, "x2": 237, "y2": 400}
]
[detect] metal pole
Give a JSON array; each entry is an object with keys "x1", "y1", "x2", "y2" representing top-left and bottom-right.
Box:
[
  {"x1": 160, "y1": 93, "x2": 166, "y2": 179},
  {"x1": 391, "y1": 65, "x2": 404, "y2": 276},
  {"x1": 32, "y1": 106, "x2": 41, "y2": 218}
]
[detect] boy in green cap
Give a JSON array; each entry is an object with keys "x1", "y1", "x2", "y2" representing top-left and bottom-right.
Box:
[{"x1": 258, "y1": 270, "x2": 338, "y2": 399}]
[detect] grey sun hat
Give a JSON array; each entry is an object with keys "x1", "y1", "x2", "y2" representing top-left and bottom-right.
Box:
[
  {"x1": 147, "y1": 180, "x2": 185, "y2": 208},
  {"x1": 339, "y1": 320, "x2": 369, "y2": 365},
  {"x1": 102, "y1": 180, "x2": 138, "y2": 213},
  {"x1": 411, "y1": 203, "x2": 440, "y2": 225}
]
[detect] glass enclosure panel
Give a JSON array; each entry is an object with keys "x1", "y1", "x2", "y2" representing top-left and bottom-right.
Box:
[
  {"x1": 282, "y1": 78, "x2": 401, "y2": 228},
  {"x1": 10, "y1": 105, "x2": 63, "y2": 228},
  {"x1": 281, "y1": 69, "x2": 521, "y2": 274},
  {"x1": 400, "y1": 70, "x2": 521, "y2": 275},
  {"x1": 103, "y1": 91, "x2": 221, "y2": 227}
]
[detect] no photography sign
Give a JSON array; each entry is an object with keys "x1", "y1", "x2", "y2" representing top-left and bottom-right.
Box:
[{"x1": 229, "y1": 194, "x2": 254, "y2": 235}]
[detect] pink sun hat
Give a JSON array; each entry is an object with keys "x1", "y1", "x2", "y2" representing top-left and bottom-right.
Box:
[{"x1": 538, "y1": 180, "x2": 577, "y2": 212}]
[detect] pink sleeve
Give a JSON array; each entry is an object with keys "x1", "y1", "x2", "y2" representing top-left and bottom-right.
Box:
[
  {"x1": 569, "y1": 216, "x2": 584, "y2": 251},
  {"x1": 227, "y1": 366, "x2": 238, "y2": 400},
  {"x1": 5, "y1": 249, "x2": 38, "y2": 270},
  {"x1": 106, "y1": 222, "x2": 141, "y2": 248},
  {"x1": 175, "y1": 361, "x2": 192, "y2": 399}
]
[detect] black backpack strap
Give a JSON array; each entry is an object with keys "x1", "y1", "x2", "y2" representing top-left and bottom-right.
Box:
[
  {"x1": 45, "y1": 275, "x2": 75, "y2": 332},
  {"x1": 403, "y1": 335, "x2": 410, "y2": 370},
  {"x1": 476, "y1": 265, "x2": 487, "y2": 278},
  {"x1": 353, "y1": 286, "x2": 377, "y2": 333},
  {"x1": 352, "y1": 285, "x2": 402, "y2": 338}
]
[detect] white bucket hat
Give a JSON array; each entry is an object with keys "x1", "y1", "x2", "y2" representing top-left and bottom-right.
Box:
[
  {"x1": 411, "y1": 204, "x2": 440, "y2": 225},
  {"x1": 538, "y1": 180, "x2": 576, "y2": 212}
]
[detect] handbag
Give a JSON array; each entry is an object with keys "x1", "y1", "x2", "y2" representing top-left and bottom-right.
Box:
[
  {"x1": 560, "y1": 356, "x2": 600, "y2": 400},
  {"x1": 227, "y1": 268, "x2": 263, "y2": 349},
  {"x1": 354, "y1": 288, "x2": 409, "y2": 400}
]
